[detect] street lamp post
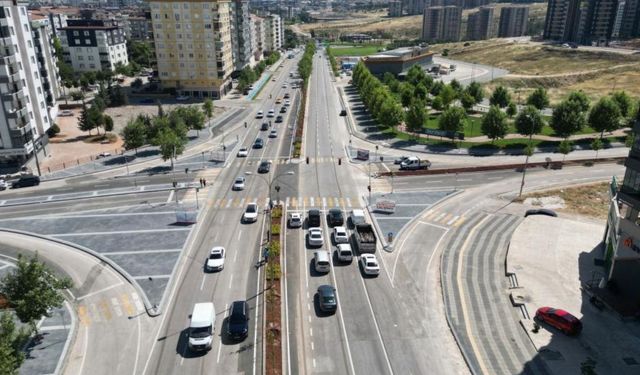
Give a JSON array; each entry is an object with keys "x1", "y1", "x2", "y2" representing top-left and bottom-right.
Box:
[
  {"x1": 201, "y1": 151, "x2": 205, "y2": 169},
  {"x1": 519, "y1": 114, "x2": 535, "y2": 197}
]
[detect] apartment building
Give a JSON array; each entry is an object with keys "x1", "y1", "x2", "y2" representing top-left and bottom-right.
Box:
[
  {"x1": 58, "y1": 19, "x2": 128, "y2": 73},
  {"x1": 389, "y1": 1, "x2": 403, "y2": 16},
  {"x1": 250, "y1": 14, "x2": 265, "y2": 61},
  {"x1": 583, "y1": 0, "x2": 619, "y2": 44},
  {"x1": 129, "y1": 15, "x2": 152, "y2": 40},
  {"x1": 0, "y1": 1, "x2": 52, "y2": 171},
  {"x1": 466, "y1": 5, "x2": 493, "y2": 40},
  {"x1": 150, "y1": 0, "x2": 234, "y2": 99},
  {"x1": 263, "y1": 13, "x2": 282, "y2": 53},
  {"x1": 421, "y1": 5, "x2": 461, "y2": 42},
  {"x1": 30, "y1": 15, "x2": 61, "y2": 118},
  {"x1": 230, "y1": 0, "x2": 252, "y2": 71},
  {"x1": 618, "y1": 0, "x2": 640, "y2": 38},
  {"x1": 497, "y1": 5, "x2": 529, "y2": 37}
]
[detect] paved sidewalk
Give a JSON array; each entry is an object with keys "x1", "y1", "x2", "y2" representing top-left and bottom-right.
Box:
[{"x1": 508, "y1": 215, "x2": 640, "y2": 375}]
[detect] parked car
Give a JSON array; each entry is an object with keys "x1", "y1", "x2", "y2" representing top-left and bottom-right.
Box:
[
  {"x1": 59, "y1": 110, "x2": 74, "y2": 116},
  {"x1": 258, "y1": 161, "x2": 271, "y2": 173},
  {"x1": 237, "y1": 147, "x2": 249, "y2": 157},
  {"x1": 535, "y1": 307, "x2": 582, "y2": 335},
  {"x1": 525, "y1": 209, "x2": 558, "y2": 218},
  {"x1": 11, "y1": 175, "x2": 40, "y2": 189},
  {"x1": 0, "y1": 179, "x2": 7, "y2": 191},
  {"x1": 232, "y1": 177, "x2": 245, "y2": 191},
  {"x1": 253, "y1": 138, "x2": 264, "y2": 149},
  {"x1": 317, "y1": 285, "x2": 337, "y2": 313},
  {"x1": 333, "y1": 226, "x2": 349, "y2": 244},
  {"x1": 394, "y1": 156, "x2": 410, "y2": 165},
  {"x1": 288, "y1": 212, "x2": 303, "y2": 228},
  {"x1": 243, "y1": 202, "x2": 258, "y2": 223},
  {"x1": 205, "y1": 246, "x2": 225, "y2": 272},
  {"x1": 227, "y1": 300, "x2": 249, "y2": 341},
  {"x1": 339, "y1": 109, "x2": 347, "y2": 116},
  {"x1": 327, "y1": 208, "x2": 344, "y2": 227},
  {"x1": 359, "y1": 254, "x2": 380, "y2": 276},
  {"x1": 176, "y1": 95, "x2": 189, "y2": 101},
  {"x1": 97, "y1": 152, "x2": 112, "y2": 158},
  {"x1": 308, "y1": 228, "x2": 324, "y2": 247}
]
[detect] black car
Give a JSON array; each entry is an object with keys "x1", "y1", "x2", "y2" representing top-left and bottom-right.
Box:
[
  {"x1": 258, "y1": 161, "x2": 271, "y2": 173},
  {"x1": 280, "y1": 106, "x2": 287, "y2": 113},
  {"x1": 275, "y1": 115, "x2": 283, "y2": 123},
  {"x1": 317, "y1": 285, "x2": 337, "y2": 313},
  {"x1": 327, "y1": 208, "x2": 344, "y2": 227},
  {"x1": 253, "y1": 138, "x2": 264, "y2": 149},
  {"x1": 11, "y1": 175, "x2": 40, "y2": 189},
  {"x1": 227, "y1": 300, "x2": 249, "y2": 341},
  {"x1": 308, "y1": 209, "x2": 321, "y2": 228},
  {"x1": 284, "y1": 93, "x2": 290, "y2": 99},
  {"x1": 525, "y1": 209, "x2": 558, "y2": 218},
  {"x1": 260, "y1": 122, "x2": 269, "y2": 131},
  {"x1": 339, "y1": 109, "x2": 347, "y2": 116}
]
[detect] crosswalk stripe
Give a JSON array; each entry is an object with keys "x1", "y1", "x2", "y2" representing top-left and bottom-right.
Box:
[
  {"x1": 90, "y1": 303, "x2": 102, "y2": 323},
  {"x1": 454, "y1": 217, "x2": 466, "y2": 227},
  {"x1": 285, "y1": 197, "x2": 290, "y2": 207},
  {"x1": 346, "y1": 197, "x2": 352, "y2": 207},
  {"x1": 226, "y1": 199, "x2": 233, "y2": 208},
  {"x1": 111, "y1": 297, "x2": 123, "y2": 317},
  {"x1": 99, "y1": 299, "x2": 112, "y2": 321},
  {"x1": 121, "y1": 294, "x2": 136, "y2": 316},
  {"x1": 318, "y1": 197, "x2": 323, "y2": 207},
  {"x1": 326, "y1": 197, "x2": 332, "y2": 207},
  {"x1": 78, "y1": 305, "x2": 90, "y2": 326},
  {"x1": 435, "y1": 213, "x2": 447, "y2": 222},
  {"x1": 310, "y1": 197, "x2": 314, "y2": 206},
  {"x1": 131, "y1": 293, "x2": 145, "y2": 313},
  {"x1": 447, "y1": 215, "x2": 460, "y2": 226},
  {"x1": 441, "y1": 213, "x2": 453, "y2": 224},
  {"x1": 240, "y1": 198, "x2": 246, "y2": 207},
  {"x1": 339, "y1": 197, "x2": 345, "y2": 207}
]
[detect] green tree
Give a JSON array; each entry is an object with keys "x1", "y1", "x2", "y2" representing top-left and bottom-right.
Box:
[
  {"x1": 430, "y1": 81, "x2": 444, "y2": 97},
  {"x1": 78, "y1": 104, "x2": 95, "y2": 134},
  {"x1": 515, "y1": 105, "x2": 545, "y2": 137},
  {"x1": 431, "y1": 96, "x2": 444, "y2": 111},
  {"x1": 121, "y1": 118, "x2": 147, "y2": 154},
  {"x1": 406, "y1": 65, "x2": 426, "y2": 86},
  {"x1": 154, "y1": 125, "x2": 187, "y2": 170},
  {"x1": 526, "y1": 87, "x2": 550, "y2": 110},
  {"x1": 439, "y1": 106, "x2": 466, "y2": 135},
  {"x1": 506, "y1": 102, "x2": 518, "y2": 118},
  {"x1": 180, "y1": 106, "x2": 206, "y2": 135},
  {"x1": 481, "y1": 105, "x2": 508, "y2": 142},
  {"x1": 466, "y1": 81, "x2": 484, "y2": 104},
  {"x1": 558, "y1": 140, "x2": 573, "y2": 162},
  {"x1": 414, "y1": 83, "x2": 428, "y2": 102},
  {"x1": 449, "y1": 79, "x2": 463, "y2": 95},
  {"x1": 439, "y1": 85, "x2": 457, "y2": 108},
  {"x1": 591, "y1": 138, "x2": 603, "y2": 160},
  {"x1": 550, "y1": 99, "x2": 587, "y2": 139},
  {"x1": 103, "y1": 115, "x2": 114, "y2": 133},
  {"x1": 566, "y1": 91, "x2": 591, "y2": 113},
  {"x1": 92, "y1": 96, "x2": 107, "y2": 112},
  {"x1": 588, "y1": 97, "x2": 622, "y2": 138},
  {"x1": 460, "y1": 92, "x2": 476, "y2": 113},
  {"x1": 399, "y1": 83, "x2": 414, "y2": 107},
  {"x1": 489, "y1": 86, "x2": 511, "y2": 108},
  {"x1": 127, "y1": 40, "x2": 153, "y2": 67},
  {"x1": 0, "y1": 312, "x2": 31, "y2": 375},
  {"x1": 378, "y1": 98, "x2": 404, "y2": 128},
  {"x1": 611, "y1": 91, "x2": 634, "y2": 119},
  {"x1": 0, "y1": 254, "x2": 72, "y2": 333},
  {"x1": 405, "y1": 100, "x2": 427, "y2": 135},
  {"x1": 202, "y1": 98, "x2": 214, "y2": 123}
]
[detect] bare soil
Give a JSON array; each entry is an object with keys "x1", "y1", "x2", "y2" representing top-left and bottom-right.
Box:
[{"x1": 520, "y1": 182, "x2": 611, "y2": 219}]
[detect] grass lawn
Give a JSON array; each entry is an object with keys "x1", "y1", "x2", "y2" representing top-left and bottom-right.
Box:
[{"x1": 329, "y1": 44, "x2": 385, "y2": 57}]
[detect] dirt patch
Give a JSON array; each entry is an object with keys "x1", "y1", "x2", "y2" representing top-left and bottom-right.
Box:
[
  {"x1": 520, "y1": 182, "x2": 611, "y2": 219},
  {"x1": 265, "y1": 206, "x2": 283, "y2": 375}
]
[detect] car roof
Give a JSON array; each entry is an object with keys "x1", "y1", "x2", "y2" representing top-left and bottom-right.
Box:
[
  {"x1": 290, "y1": 212, "x2": 301, "y2": 218},
  {"x1": 329, "y1": 208, "x2": 342, "y2": 214},
  {"x1": 318, "y1": 285, "x2": 335, "y2": 295},
  {"x1": 337, "y1": 243, "x2": 351, "y2": 250},
  {"x1": 335, "y1": 226, "x2": 346, "y2": 232},
  {"x1": 309, "y1": 209, "x2": 320, "y2": 215},
  {"x1": 210, "y1": 246, "x2": 224, "y2": 253},
  {"x1": 362, "y1": 253, "x2": 376, "y2": 260},
  {"x1": 230, "y1": 300, "x2": 247, "y2": 315}
]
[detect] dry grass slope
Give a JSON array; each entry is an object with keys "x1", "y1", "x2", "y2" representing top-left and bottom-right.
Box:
[{"x1": 522, "y1": 182, "x2": 611, "y2": 219}]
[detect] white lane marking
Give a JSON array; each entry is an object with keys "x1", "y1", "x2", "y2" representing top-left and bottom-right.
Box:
[
  {"x1": 53, "y1": 228, "x2": 190, "y2": 237},
  {"x1": 217, "y1": 303, "x2": 228, "y2": 364},
  {"x1": 237, "y1": 230, "x2": 242, "y2": 241},
  {"x1": 233, "y1": 250, "x2": 238, "y2": 263},
  {"x1": 487, "y1": 176, "x2": 503, "y2": 180},
  {"x1": 226, "y1": 198, "x2": 233, "y2": 208},
  {"x1": 79, "y1": 323, "x2": 89, "y2": 373},
  {"x1": 252, "y1": 210, "x2": 267, "y2": 375},
  {"x1": 283, "y1": 204, "x2": 293, "y2": 375},
  {"x1": 131, "y1": 292, "x2": 145, "y2": 313},
  {"x1": 458, "y1": 179, "x2": 472, "y2": 182},
  {"x1": 200, "y1": 274, "x2": 206, "y2": 291},
  {"x1": 418, "y1": 220, "x2": 451, "y2": 231},
  {"x1": 309, "y1": 328, "x2": 313, "y2": 337},
  {"x1": 447, "y1": 215, "x2": 460, "y2": 226},
  {"x1": 166, "y1": 191, "x2": 174, "y2": 203},
  {"x1": 111, "y1": 297, "x2": 123, "y2": 317},
  {"x1": 346, "y1": 197, "x2": 352, "y2": 207},
  {"x1": 313, "y1": 358, "x2": 317, "y2": 368},
  {"x1": 322, "y1": 197, "x2": 327, "y2": 207},
  {"x1": 311, "y1": 341, "x2": 314, "y2": 351},
  {"x1": 91, "y1": 192, "x2": 98, "y2": 196},
  {"x1": 229, "y1": 274, "x2": 234, "y2": 289},
  {"x1": 76, "y1": 281, "x2": 123, "y2": 301},
  {"x1": 105, "y1": 249, "x2": 182, "y2": 256}
]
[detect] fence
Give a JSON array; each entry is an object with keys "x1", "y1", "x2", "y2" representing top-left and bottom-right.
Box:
[{"x1": 42, "y1": 147, "x2": 126, "y2": 174}]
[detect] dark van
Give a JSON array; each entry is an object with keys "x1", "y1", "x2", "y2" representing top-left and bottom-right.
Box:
[
  {"x1": 308, "y1": 209, "x2": 321, "y2": 228},
  {"x1": 11, "y1": 175, "x2": 40, "y2": 189}
]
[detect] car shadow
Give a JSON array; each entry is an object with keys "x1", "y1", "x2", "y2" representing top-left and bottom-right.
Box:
[{"x1": 176, "y1": 328, "x2": 207, "y2": 358}]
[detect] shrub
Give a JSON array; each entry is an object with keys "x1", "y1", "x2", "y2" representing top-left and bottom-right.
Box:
[
  {"x1": 46, "y1": 123, "x2": 60, "y2": 138},
  {"x1": 271, "y1": 224, "x2": 281, "y2": 236}
]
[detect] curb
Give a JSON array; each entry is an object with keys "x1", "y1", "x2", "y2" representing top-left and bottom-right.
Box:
[{"x1": 0, "y1": 229, "x2": 161, "y2": 317}]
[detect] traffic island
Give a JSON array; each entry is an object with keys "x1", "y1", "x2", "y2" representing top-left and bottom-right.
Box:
[{"x1": 264, "y1": 205, "x2": 283, "y2": 374}]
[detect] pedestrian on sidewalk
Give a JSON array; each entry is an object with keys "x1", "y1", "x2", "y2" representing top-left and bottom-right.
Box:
[
  {"x1": 199, "y1": 178, "x2": 204, "y2": 187},
  {"x1": 203, "y1": 179, "x2": 207, "y2": 187},
  {"x1": 263, "y1": 247, "x2": 269, "y2": 264}
]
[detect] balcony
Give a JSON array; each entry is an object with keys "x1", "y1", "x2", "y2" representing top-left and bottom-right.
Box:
[
  {"x1": 7, "y1": 106, "x2": 27, "y2": 119},
  {"x1": 0, "y1": 70, "x2": 19, "y2": 84},
  {"x1": 0, "y1": 54, "x2": 16, "y2": 66},
  {"x1": 2, "y1": 88, "x2": 24, "y2": 104},
  {"x1": 0, "y1": 17, "x2": 9, "y2": 28},
  {"x1": 0, "y1": 41, "x2": 15, "y2": 57}
]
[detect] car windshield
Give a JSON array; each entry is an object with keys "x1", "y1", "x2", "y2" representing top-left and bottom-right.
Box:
[
  {"x1": 210, "y1": 253, "x2": 222, "y2": 259},
  {"x1": 322, "y1": 296, "x2": 335, "y2": 304},
  {"x1": 247, "y1": 205, "x2": 256, "y2": 213},
  {"x1": 190, "y1": 326, "x2": 211, "y2": 338},
  {"x1": 229, "y1": 313, "x2": 246, "y2": 324},
  {"x1": 366, "y1": 262, "x2": 378, "y2": 267}
]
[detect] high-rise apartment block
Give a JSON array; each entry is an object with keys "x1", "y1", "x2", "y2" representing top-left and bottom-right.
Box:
[
  {"x1": 250, "y1": 14, "x2": 265, "y2": 61},
  {"x1": 421, "y1": 6, "x2": 462, "y2": 42},
  {"x1": 30, "y1": 16, "x2": 62, "y2": 116},
  {"x1": 405, "y1": 0, "x2": 429, "y2": 15},
  {"x1": 263, "y1": 14, "x2": 283, "y2": 53},
  {"x1": 389, "y1": 1, "x2": 403, "y2": 17},
  {"x1": 0, "y1": 1, "x2": 53, "y2": 170},
  {"x1": 466, "y1": 6, "x2": 493, "y2": 40},
  {"x1": 150, "y1": 0, "x2": 234, "y2": 98},
  {"x1": 498, "y1": 6, "x2": 529, "y2": 37},
  {"x1": 58, "y1": 19, "x2": 128, "y2": 73},
  {"x1": 231, "y1": 0, "x2": 252, "y2": 71}
]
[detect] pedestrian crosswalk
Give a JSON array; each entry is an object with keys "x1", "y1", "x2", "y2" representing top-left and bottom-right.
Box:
[
  {"x1": 244, "y1": 157, "x2": 340, "y2": 165},
  {"x1": 77, "y1": 292, "x2": 145, "y2": 326},
  {"x1": 421, "y1": 209, "x2": 466, "y2": 227},
  {"x1": 194, "y1": 195, "x2": 363, "y2": 209}
]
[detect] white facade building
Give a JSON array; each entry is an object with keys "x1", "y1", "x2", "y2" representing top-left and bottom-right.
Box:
[
  {"x1": 30, "y1": 16, "x2": 61, "y2": 122},
  {"x1": 0, "y1": 1, "x2": 52, "y2": 171},
  {"x1": 264, "y1": 14, "x2": 283, "y2": 52},
  {"x1": 250, "y1": 14, "x2": 265, "y2": 61}
]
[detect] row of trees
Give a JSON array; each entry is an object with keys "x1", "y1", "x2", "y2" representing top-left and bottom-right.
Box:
[
  {"x1": 237, "y1": 51, "x2": 281, "y2": 93},
  {"x1": 298, "y1": 42, "x2": 316, "y2": 89},
  {"x1": 326, "y1": 47, "x2": 339, "y2": 77},
  {"x1": 121, "y1": 103, "x2": 208, "y2": 168},
  {"x1": 0, "y1": 254, "x2": 72, "y2": 374},
  {"x1": 352, "y1": 62, "x2": 405, "y2": 129}
]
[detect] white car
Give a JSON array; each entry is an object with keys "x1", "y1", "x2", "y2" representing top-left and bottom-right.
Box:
[
  {"x1": 206, "y1": 247, "x2": 225, "y2": 271},
  {"x1": 288, "y1": 212, "x2": 302, "y2": 228},
  {"x1": 256, "y1": 110, "x2": 264, "y2": 119},
  {"x1": 282, "y1": 83, "x2": 288, "y2": 88},
  {"x1": 97, "y1": 152, "x2": 112, "y2": 158},
  {"x1": 232, "y1": 176, "x2": 245, "y2": 191},
  {"x1": 284, "y1": 100, "x2": 291, "y2": 106},
  {"x1": 333, "y1": 226, "x2": 349, "y2": 244},
  {"x1": 59, "y1": 110, "x2": 74, "y2": 117},
  {"x1": 359, "y1": 254, "x2": 380, "y2": 276},
  {"x1": 269, "y1": 129, "x2": 277, "y2": 138},
  {"x1": 243, "y1": 202, "x2": 259, "y2": 223},
  {"x1": 0, "y1": 179, "x2": 7, "y2": 191},
  {"x1": 267, "y1": 109, "x2": 275, "y2": 118},
  {"x1": 176, "y1": 95, "x2": 189, "y2": 101},
  {"x1": 308, "y1": 228, "x2": 324, "y2": 247},
  {"x1": 237, "y1": 147, "x2": 248, "y2": 157}
]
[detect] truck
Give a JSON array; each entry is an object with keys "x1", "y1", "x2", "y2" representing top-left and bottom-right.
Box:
[
  {"x1": 353, "y1": 223, "x2": 377, "y2": 253},
  {"x1": 399, "y1": 156, "x2": 432, "y2": 170}
]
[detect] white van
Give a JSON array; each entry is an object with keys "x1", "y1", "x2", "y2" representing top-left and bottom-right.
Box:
[
  {"x1": 336, "y1": 243, "x2": 353, "y2": 263},
  {"x1": 349, "y1": 209, "x2": 366, "y2": 228},
  {"x1": 188, "y1": 302, "x2": 215, "y2": 351},
  {"x1": 314, "y1": 251, "x2": 331, "y2": 273}
]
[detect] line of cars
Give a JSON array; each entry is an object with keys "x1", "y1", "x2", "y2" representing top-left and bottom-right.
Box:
[
  {"x1": 0, "y1": 175, "x2": 41, "y2": 191},
  {"x1": 288, "y1": 208, "x2": 380, "y2": 314}
]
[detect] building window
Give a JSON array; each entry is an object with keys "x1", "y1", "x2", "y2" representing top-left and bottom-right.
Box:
[
  {"x1": 30, "y1": 56, "x2": 35, "y2": 64},
  {"x1": 74, "y1": 31, "x2": 79, "y2": 36},
  {"x1": 205, "y1": 24, "x2": 212, "y2": 29},
  {"x1": 90, "y1": 64, "x2": 95, "y2": 69},
  {"x1": 88, "y1": 55, "x2": 93, "y2": 61},
  {"x1": 37, "y1": 87, "x2": 41, "y2": 94},
  {"x1": 176, "y1": 24, "x2": 181, "y2": 29},
  {"x1": 78, "y1": 55, "x2": 83, "y2": 60},
  {"x1": 74, "y1": 38, "x2": 80, "y2": 44},
  {"x1": 40, "y1": 101, "x2": 45, "y2": 109},
  {"x1": 79, "y1": 63, "x2": 85, "y2": 68}
]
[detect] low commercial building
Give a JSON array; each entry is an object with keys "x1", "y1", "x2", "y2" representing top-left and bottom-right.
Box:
[
  {"x1": 58, "y1": 19, "x2": 128, "y2": 73},
  {"x1": 362, "y1": 45, "x2": 434, "y2": 76}
]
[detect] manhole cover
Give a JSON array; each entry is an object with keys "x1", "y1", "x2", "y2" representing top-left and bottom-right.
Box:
[{"x1": 623, "y1": 357, "x2": 639, "y2": 366}]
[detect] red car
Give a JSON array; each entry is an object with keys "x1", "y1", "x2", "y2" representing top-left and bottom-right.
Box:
[{"x1": 535, "y1": 307, "x2": 582, "y2": 335}]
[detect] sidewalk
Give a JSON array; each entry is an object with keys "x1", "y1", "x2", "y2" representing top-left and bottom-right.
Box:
[{"x1": 508, "y1": 214, "x2": 640, "y2": 374}]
